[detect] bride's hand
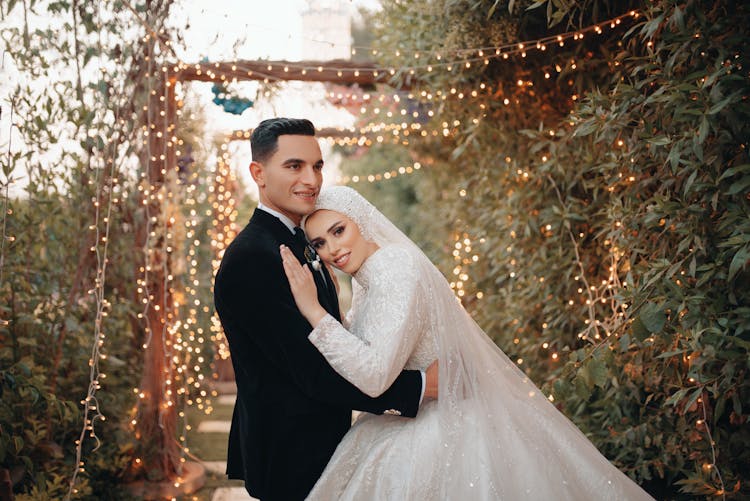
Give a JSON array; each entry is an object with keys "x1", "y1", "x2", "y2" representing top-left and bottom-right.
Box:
[{"x1": 280, "y1": 245, "x2": 328, "y2": 327}]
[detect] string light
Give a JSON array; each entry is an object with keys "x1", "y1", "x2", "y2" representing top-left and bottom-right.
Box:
[
  {"x1": 66, "y1": 2, "x2": 125, "y2": 496},
  {"x1": 336, "y1": 161, "x2": 424, "y2": 184},
  {"x1": 175, "y1": 11, "x2": 639, "y2": 87},
  {"x1": 208, "y1": 138, "x2": 239, "y2": 380},
  {"x1": 448, "y1": 231, "x2": 482, "y2": 302}
]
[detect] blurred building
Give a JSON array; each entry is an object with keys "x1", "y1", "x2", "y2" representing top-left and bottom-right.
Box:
[{"x1": 301, "y1": 0, "x2": 352, "y2": 60}]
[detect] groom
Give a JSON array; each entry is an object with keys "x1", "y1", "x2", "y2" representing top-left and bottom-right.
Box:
[{"x1": 214, "y1": 118, "x2": 435, "y2": 500}]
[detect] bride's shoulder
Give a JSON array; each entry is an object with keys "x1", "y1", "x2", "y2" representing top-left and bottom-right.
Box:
[
  {"x1": 368, "y1": 244, "x2": 420, "y2": 280},
  {"x1": 375, "y1": 243, "x2": 417, "y2": 262}
]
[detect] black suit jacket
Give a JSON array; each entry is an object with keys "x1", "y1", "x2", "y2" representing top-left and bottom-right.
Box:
[{"x1": 214, "y1": 208, "x2": 422, "y2": 500}]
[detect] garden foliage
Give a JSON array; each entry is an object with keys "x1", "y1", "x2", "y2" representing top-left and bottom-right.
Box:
[
  {"x1": 0, "y1": 1, "x2": 217, "y2": 498},
  {"x1": 362, "y1": 0, "x2": 749, "y2": 497}
]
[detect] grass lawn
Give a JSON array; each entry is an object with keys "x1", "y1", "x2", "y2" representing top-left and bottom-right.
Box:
[{"x1": 184, "y1": 395, "x2": 246, "y2": 499}]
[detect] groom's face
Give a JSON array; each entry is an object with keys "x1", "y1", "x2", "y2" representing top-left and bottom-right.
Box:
[{"x1": 251, "y1": 134, "x2": 323, "y2": 224}]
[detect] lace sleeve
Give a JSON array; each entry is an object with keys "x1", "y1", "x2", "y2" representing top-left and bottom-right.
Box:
[
  {"x1": 342, "y1": 279, "x2": 363, "y2": 329},
  {"x1": 308, "y1": 246, "x2": 423, "y2": 397}
]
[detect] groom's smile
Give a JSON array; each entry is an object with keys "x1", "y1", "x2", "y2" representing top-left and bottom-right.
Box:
[{"x1": 293, "y1": 189, "x2": 318, "y2": 201}]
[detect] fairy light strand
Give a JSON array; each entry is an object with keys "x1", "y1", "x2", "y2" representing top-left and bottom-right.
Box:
[
  {"x1": 231, "y1": 11, "x2": 637, "y2": 61},
  {"x1": 66, "y1": 2, "x2": 119, "y2": 496},
  {"x1": 336, "y1": 161, "x2": 424, "y2": 185},
  {"x1": 178, "y1": 11, "x2": 638, "y2": 83},
  {"x1": 699, "y1": 397, "x2": 726, "y2": 499}
]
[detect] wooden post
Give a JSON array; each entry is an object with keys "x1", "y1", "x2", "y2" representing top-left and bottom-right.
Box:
[
  {"x1": 128, "y1": 67, "x2": 205, "y2": 497},
  {"x1": 132, "y1": 71, "x2": 181, "y2": 481}
]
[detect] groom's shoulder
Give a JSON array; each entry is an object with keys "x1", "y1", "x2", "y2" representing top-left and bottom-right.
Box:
[{"x1": 220, "y1": 224, "x2": 278, "y2": 270}]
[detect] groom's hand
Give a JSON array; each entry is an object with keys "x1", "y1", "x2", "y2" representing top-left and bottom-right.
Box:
[{"x1": 424, "y1": 360, "x2": 439, "y2": 400}]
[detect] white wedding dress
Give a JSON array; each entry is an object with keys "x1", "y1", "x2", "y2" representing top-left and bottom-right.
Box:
[{"x1": 304, "y1": 187, "x2": 654, "y2": 501}]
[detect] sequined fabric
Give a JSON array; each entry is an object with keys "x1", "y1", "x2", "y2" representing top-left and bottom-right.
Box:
[{"x1": 309, "y1": 245, "x2": 437, "y2": 397}]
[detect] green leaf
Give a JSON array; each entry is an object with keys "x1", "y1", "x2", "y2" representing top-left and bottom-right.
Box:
[
  {"x1": 728, "y1": 244, "x2": 749, "y2": 282},
  {"x1": 683, "y1": 169, "x2": 697, "y2": 195},
  {"x1": 697, "y1": 116, "x2": 709, "y2": 144},
  {"x1": 727, "y1": 176, "x2": 750, "y2": 195},
  {"x1": 670, "y1": 6, "x2": 685, "y2": 31},
  {"x1": 647, "y1": 136, "x2": 671, "y2": 146},
  {"x1": 573, "y1": 120, "x2": 598, "y2": 137},
  {"x1": 684, "y1": 388, "x2": 703, "y2": 412},
  {"x1": 718, "y1": 164, "x2": 750, "y2": 181},
  {"x1": 656, "y1": 349, "x2": 687, "y2": 359},
  {"x1": 631, "y1": 317, "x2": 650, "y2": 341},
  {"x1": 12, "y1": 435, "x2": 24, "y2": 454},
  {"x1": 574, "y1": 371, "x2": 593, "y2": 400},
  {"x1": 730, "y1": 336, "x2": 750, "y2": 350},
  {"x1": 588, "y1": 358, "x2": 608, "y2": 388},
  {"x1": 640, "y1": 303, "x2": 666, "y2": 333},
  {"x1": 664, "y1": 388, "x2": 689, "y2": 407},
  {"x1": 708, "y1": 91, "x2": 741, "y2": 115},
  {"x1": 668, "y1": 145, "x2": 681, "y2": 169},
  {"x1": 525, "y1": 0, "x2": 546, "y2": 10},
  {"x1": 618, "y1": 333, "x2": 631, "y2": 352},
  {"x1": 642, "y1": 14, "x2": 665, "y2": 39}
]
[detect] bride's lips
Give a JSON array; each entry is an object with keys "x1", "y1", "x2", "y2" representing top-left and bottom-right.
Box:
[{"x1": 333, "y1": 253, "x2": 350, "y2": 268}]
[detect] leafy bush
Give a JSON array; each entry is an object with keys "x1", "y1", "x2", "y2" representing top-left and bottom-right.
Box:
[
  {"x1": 1, "y1": 1, "x2": 217, "y2": 497},
  {"x1": 368, "y1": 0, "x2": 749, "y2": 497}
]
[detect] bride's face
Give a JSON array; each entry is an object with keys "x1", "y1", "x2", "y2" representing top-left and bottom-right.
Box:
[{"x1": 306, "y1": 209, "x2": 377, "y2": 275}]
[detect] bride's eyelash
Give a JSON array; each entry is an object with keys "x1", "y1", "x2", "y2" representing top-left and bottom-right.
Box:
[{"x1": 310, "y1": 225, "x2": 344, "y2": 250}]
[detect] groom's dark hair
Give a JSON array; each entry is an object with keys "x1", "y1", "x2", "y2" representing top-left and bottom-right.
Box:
[{"x1": 250, "y1": 118, "x2": 316, "y2": 163}]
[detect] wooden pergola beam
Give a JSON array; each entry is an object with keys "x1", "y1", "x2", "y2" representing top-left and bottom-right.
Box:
[{"x1": 177, "y1": 59, "x2": 413, "y2": 90}]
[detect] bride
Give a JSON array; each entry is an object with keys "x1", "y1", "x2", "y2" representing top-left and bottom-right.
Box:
[{"x1": 279, "y1": 186, "x2": 653, "y2": 500}]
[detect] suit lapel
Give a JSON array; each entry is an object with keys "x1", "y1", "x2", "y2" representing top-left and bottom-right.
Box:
[
  {"x1": 320, "y1": 264, "x2": 340, "y2": 319},
  {"x1": 250, "y1": 209, "x2": 298, "y2": 249}
]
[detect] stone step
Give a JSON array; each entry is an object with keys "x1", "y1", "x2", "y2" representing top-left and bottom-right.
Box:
[
  {"x1": 210, "y1": 381, "x2": 238, "y2": 395},
  {"x1": 202, "y1": 461, "x2": 228, "y2": 475},
  {"x1": 218, "y1": 394, "x2": 236, "y2": 406},
  {"x1": 211, "y1": 486, "x2": 257, "y2": 501},
  {"x1": 198, "y1": 420, "x2": 232, "y2": 433}
]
